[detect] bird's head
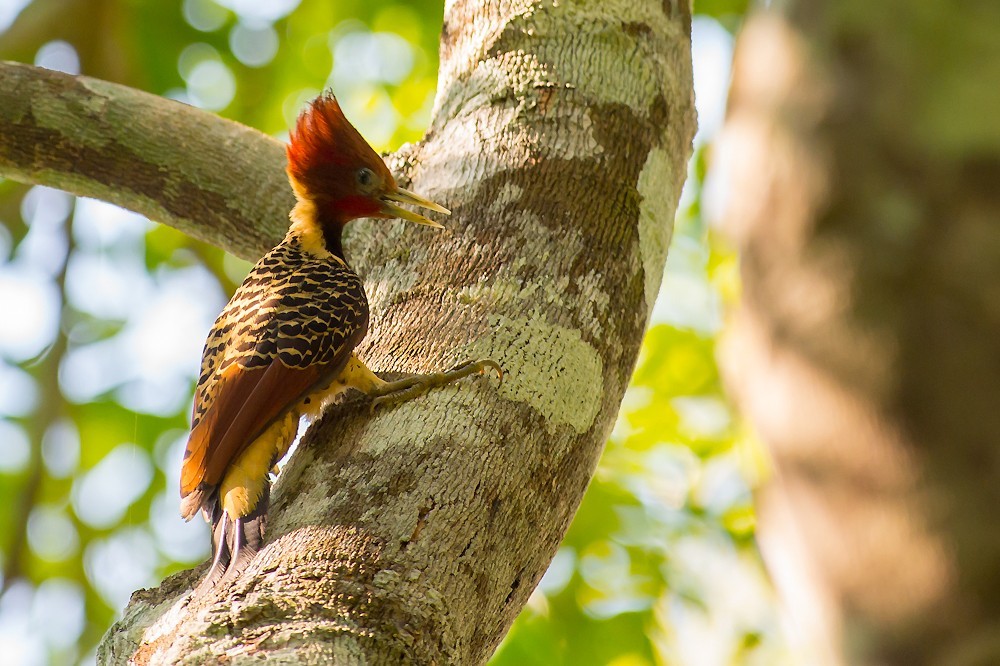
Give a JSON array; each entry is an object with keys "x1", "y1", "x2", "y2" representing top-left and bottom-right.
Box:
[{"x1": 286, "y1": 93, "x2": 448, "y2": 229}]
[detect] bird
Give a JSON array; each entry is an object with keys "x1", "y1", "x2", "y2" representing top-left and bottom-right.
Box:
[{"x1": 179, "y1": 92, "x2": 500, "y2": 591}]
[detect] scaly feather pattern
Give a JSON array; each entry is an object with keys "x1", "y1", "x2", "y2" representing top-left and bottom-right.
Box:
[{"x1": 180, "y1": 231, "x2": 368, "y2": 517}]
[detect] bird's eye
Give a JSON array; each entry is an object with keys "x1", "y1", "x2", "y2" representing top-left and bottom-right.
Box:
[{"x1": 356, "y1": 167, "x2": 376, "y2": 192}]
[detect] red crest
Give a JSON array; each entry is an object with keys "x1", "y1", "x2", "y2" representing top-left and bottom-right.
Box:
[{"x1": 286, "y1": 93, "x2": 392, "y2": 198}]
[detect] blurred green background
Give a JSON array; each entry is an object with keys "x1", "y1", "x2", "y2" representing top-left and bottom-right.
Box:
[{"x1": 0, "y1": 0, "x2": 784, "y2": 663}]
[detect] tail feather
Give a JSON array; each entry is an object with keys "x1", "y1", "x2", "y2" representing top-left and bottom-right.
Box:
[
  {"x1": 224, "y1": 483, "x2": 269, "y2": 582},
  {"x1": 193, "y1": 481, "x2": 270, "y2": 595},
  {"x1": 179, "y1": 486, "x2": 207, "y2": 521},
  {"x1": 196, "y1": 507, "x2": 231, "y2": 593}
]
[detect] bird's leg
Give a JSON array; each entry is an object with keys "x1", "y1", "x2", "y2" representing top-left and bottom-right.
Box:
[
  {"x1": 369, "y1": 359, "x2": 503, "y2": 411},
  {"x1": 336, "y1": 354, "x2": 502, "y2": 412}
]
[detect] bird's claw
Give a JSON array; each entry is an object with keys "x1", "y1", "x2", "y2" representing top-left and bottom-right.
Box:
[{"x1": 462, "y1": 359, "x2": 504, "y2": 383}]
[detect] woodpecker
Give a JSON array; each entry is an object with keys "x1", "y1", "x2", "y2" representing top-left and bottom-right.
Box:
[{"x1": 179, "y1": 92, "x2": 499, "y2": 590}]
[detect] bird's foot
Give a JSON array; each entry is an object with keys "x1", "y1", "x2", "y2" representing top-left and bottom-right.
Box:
[{"x1": 370, "y1": 359, "x2": 502, "y2": 412}]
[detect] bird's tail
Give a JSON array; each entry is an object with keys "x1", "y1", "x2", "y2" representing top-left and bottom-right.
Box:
[{"x1": 191, "y1": 484, "x2": 270, "y2": 594}]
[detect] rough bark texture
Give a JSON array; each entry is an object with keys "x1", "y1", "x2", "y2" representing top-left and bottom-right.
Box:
[
  {"x1": 0, "y1": 1, "x2": 694, "y2": 663},
  {"x1": 0, "y1": 60, "x2": 290, "y2": 260},
  {"x1": 719, "y1": 2, "x2": 1000, "y2": 664}
]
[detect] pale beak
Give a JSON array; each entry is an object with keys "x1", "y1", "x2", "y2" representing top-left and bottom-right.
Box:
[{"x1": 379, "y1": 187, "x2": 450, "y2": 228}]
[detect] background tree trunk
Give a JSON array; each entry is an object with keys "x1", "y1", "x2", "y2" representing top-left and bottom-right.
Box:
[
  {"x1": 0, "y1": 0, "x2": 694, "y2": 663},
  {"x1": 719, "y1": 2, "x2": 1000, "y2": 663}
]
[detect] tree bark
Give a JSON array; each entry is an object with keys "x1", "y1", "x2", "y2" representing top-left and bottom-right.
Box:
[
  {"x1": 0, "y1": 0, "x2": 694, "y2": 663},
  {"x1": 719, "y1": 2, "x2": 1000, "y2": 663}
]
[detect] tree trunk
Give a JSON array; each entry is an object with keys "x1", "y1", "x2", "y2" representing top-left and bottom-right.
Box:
[
  {"x1": 719, "y1": 2, "x2": 1000, "y2": 663},
  {"x1": 2, "y1": 0, "x2": 695, "y2": 662}
]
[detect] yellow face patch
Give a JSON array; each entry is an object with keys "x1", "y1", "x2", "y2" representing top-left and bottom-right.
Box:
[{"x1": 288, "y1": 200, "x2": 347, "y2": 265}]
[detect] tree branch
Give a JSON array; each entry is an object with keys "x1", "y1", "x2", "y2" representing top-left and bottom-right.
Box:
[{"x1": 0, "y1": 60, "x2": 291, "y2": 261}]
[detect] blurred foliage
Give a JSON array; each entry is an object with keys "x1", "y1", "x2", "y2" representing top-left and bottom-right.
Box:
[
  {"x1": 0, "y1": 1, "x2": 784, "y2": 664},
  {"x1": 694, "y1": 0, "x2": 752, "y2": 32}
]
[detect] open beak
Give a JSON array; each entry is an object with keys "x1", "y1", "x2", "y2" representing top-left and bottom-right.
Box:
[{"x1": 379, "y1": 187, "x2": 450, "y2": 228}]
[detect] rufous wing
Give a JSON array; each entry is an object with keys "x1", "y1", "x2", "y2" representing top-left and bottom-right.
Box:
[
  {"x1": 180, "y1": 359, "x2": 321, "y2": 497},
  {"x1": 179, "y1": 238, "x2": 369, "y2": 511}
]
